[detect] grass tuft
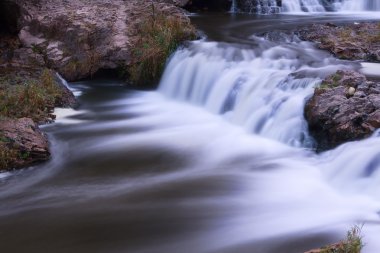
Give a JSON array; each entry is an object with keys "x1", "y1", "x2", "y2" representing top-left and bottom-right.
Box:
[
  {"x1": 128, "y1": 5, "x2": 196, "y2": 86},
  {"x1": 0, "y1": 140, "x2": 18, "y2": 171},
  {"x1": 320, "y1": 225, "x2": 364, "y2": 253},
  {"x1": 0, "y1": 69, "x2": 62, "y2": 123}
]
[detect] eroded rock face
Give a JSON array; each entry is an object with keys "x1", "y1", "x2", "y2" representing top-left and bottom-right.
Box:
[
  {"x1": 0, "y1": 118, "x2": 50, "y2": 170},
  {"x1": 305, "y1": 70, "x2": 380, "y2": 150},
  {"x1": 299, "y1": 22, "x2": 380, "y2": 62},
  {"x1": 10, "y1": 0, "x2": 193, "y2": 81}
]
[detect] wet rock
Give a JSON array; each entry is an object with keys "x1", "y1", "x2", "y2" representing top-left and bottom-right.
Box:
[
  {"x1": 299, "y1": 22, "x2": 380, "y2": 62},
  {"x1": 0, "y1": 118, "x2": 50, "y2": 171},
  {"x1": 305, "y1": 70, "x2": 380, "y2": 150}
]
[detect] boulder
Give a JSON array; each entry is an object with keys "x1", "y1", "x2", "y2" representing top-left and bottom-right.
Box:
[
  {"x1": 6, "y1": 0, "x2": 193, "y2": 81},
  {"x1": 0, "y1": 118, "x2": 50, "y2": 170},
  {"x1": 305, "y1": 70, "x2": 380, "y2": 150}
]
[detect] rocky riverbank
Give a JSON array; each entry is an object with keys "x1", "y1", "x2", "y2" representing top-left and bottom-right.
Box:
[
  {"x1": 299, "y1": 22, "x2": 380, "y2": 151},
  {"x1": 299, "y1": 22, "x2": 380, "y2": 62},
  {"x1": 0, "y1": 0, "x2": 195, "y2": 171}
]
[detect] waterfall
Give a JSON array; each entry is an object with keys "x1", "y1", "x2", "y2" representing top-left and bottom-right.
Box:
[
  {"x1": 234, "y1": 0, "x2": 281, "y2": 14},
  {"x1": 338, "y1": 0, "x2": 380, "y2": 11},
  {"x1": 233, "y1": 0, "x2": 380, "y2": 13},
  {"x1": 282, "y1": 0, "x2": 325, "y2": 12},
  {"x1": 230, "y1": 0, "x2": 238, "y2": 13},
  {"x1": 159, "y1": 40, "x2": 352, "y2": 147},
  {"x1": 56, "y1": 73, "x2": 82, "y2": 97}
]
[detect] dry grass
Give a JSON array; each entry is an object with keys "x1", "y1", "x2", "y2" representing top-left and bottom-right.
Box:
[
  {"x1": 0, "y1": 140, "x2": 18, "y2": 171},
  {"x1": 128, "y1": 5, "x2": 196, "y2": 86},
  {"x1": 320, "y1": 226, "x2": 364, "y2": 253},
  {"x1": 0, "y1": 69, "x2": 62, "y2": 123}
]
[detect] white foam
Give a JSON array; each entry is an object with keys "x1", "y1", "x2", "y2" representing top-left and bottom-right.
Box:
[{"x1": 361, "y1": 62, "x2": 380, "y2": 77}]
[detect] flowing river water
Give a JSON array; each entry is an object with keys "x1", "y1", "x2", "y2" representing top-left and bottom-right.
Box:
[{"x1": 1, "y1": 12, "x2": 380, "y2": 253}]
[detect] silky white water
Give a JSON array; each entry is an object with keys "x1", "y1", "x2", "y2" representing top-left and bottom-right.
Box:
[
  {"x1": 1, "y1": 13, "x2": 380, "y2": 253},
  {"x1": 282, "y1": 0, "x2": 325, "y2": 12},
  {"x1": 233, "y1": 0, "x2": 380, "y2": 13},
  {"x1": 160, "y1": 39, "x2": 352, "y2": 147},
  {"x1": 155, "y1": 29, "x2": 380, "y2": 251},
  {"x1": 338, "y1": 0, "x2": 380, "y2": 11}
]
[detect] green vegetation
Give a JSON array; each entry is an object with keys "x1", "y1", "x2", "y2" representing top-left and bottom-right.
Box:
[
  {"x1": 0, "y1": 139, "x2": 18, "y2": 170},
  {"x1": 128, "y1": 5, "x2": 196, "y2": 86},
  {"x1": 0, "y1": 69, "x2": 62, "y2": 123},
  {"x1": 319, "y1": 72, "x2": 342, "y2": 89},
  {"x1": 0, "y1": 135, "x2": 33, "y2": 171},
  {"x1": 320, "y1": 226, "x2": 364, "y2": 253}
]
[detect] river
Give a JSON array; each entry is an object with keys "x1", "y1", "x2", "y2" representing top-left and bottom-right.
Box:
[{"x1": 1, "y1": 12, "x2": 380, "y2": 253}]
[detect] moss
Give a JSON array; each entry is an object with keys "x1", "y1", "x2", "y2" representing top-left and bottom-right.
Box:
[
  {"x1": 128, "y1": 5, "x2": 196, "y2": 86},
  {"x1": 319, "y1": 73, "x2": 342, "y2": 90},
  {"x1": 0, "y1": 68, "x2": 63, "y2": 123}
]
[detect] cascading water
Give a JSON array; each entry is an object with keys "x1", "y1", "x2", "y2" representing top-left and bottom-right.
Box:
[
  {"x1": 230, "y1": 0, "x2": 238, "y2": 12},
  {"x1": 159, "y1": 38, "x2": 352, "y2": 147},
  {"x1": 282, "y1": 0, "x2": 325, "y2": 12},
  {"x1": 338, "y1": 0, "x2": 380, "y2": 11},
  {"x1": 1, "y1": 11, "x2": 380, "y2": 253},
  {"x1": 232, "y1": 0, "x2": 280, "y2": 14},
  {"x1": 231, "y1": 0, "x2": 380, "y2": 13}
]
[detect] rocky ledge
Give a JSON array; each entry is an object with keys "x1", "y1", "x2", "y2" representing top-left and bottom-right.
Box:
[
  {"x1": 299, "y1": 22, "x2": 380, "y2": 62},
  {"x1": 305, "y1": 70, "x2": 380, "y2": 150},
  {"x1": 7, "y1": 0, "x2": 194, "y2": 82}
]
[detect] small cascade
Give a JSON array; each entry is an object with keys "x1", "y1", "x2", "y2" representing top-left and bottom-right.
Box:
[
  {"x1": 159, "y1": 40, "x2": 352, "y2": 147},
  {"x1": 56, "y1": 73, "x2": 82, "y2": 97},
  {"x1": 282, "y1": 0, "x2": 325, "y2": 12},
  {"x1": 230, "y1": 0, "x2": 238, "y2": 12},
  {"x1": 234, "y1": 0, "x2": 281, "y2": 14},
  {"x1": 233, "y1": 0, "x2": 380, "y2": 13},
  {"x1": 338, "y1": 0, "x2": 380, "y2": 11}
]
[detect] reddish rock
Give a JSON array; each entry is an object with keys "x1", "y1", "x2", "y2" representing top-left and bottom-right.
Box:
[
  {"x1": 7, "y1": 0, "x2": 193, "y2": 81},
  {"x1": 305, "y1": 70, "x2": 380, "y2": 150},
  {"x1": 299, "y1": 22, "x2": 380, "y2": 62},
  {"x1": 0, "y1": 118, "x2": 50, "y2": 170}
]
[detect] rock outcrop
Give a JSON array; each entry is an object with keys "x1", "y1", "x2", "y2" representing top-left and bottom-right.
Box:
[
  {"x1": 7, "y1": 0, "x2": 193, "y2": 81},
  {"x1": 299, "y1": 22, "x2": 380, "y2": 62},
  {"x1": 305, "y1": 70, "x2": 380, "y2": 150},
  {"x1": 0, "y1": 118, "x2": 50, "y2": 170}
]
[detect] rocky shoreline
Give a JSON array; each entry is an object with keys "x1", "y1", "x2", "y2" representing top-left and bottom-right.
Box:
[
  {"x1": 299, "y1": 22, "x2": 380, "y2": 151},
  {"x1": 0, "y1": 0, "x2": 195, "y2": 171},
  {"x1": 299, "y1": 22, "x2": 380, "y2": 62}
]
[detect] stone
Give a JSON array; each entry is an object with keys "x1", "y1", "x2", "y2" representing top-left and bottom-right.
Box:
[
  {"x1": 305, "y1": 70, "x2": 380, "y2": 150},
  {"x1": 347, "y1": 87, "x2": 355, "y2": 96},
  {"x1": 0, "y1": 118, "x2": 50, "y2": 170},
  {"x1": 8, "y1": 0, "x2": 193, "y2": 81}
]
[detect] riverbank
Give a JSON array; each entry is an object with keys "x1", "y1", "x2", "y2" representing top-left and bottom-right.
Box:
[
  {"x1": 299, "y1": 22, "x2": 380, "y2": 62},
  {"x1": 298, "y1": 21, "x2": 380, "y2": 151},
  {"x1": 0, "y1": 0, "x2": 195, "y2": 171}
]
